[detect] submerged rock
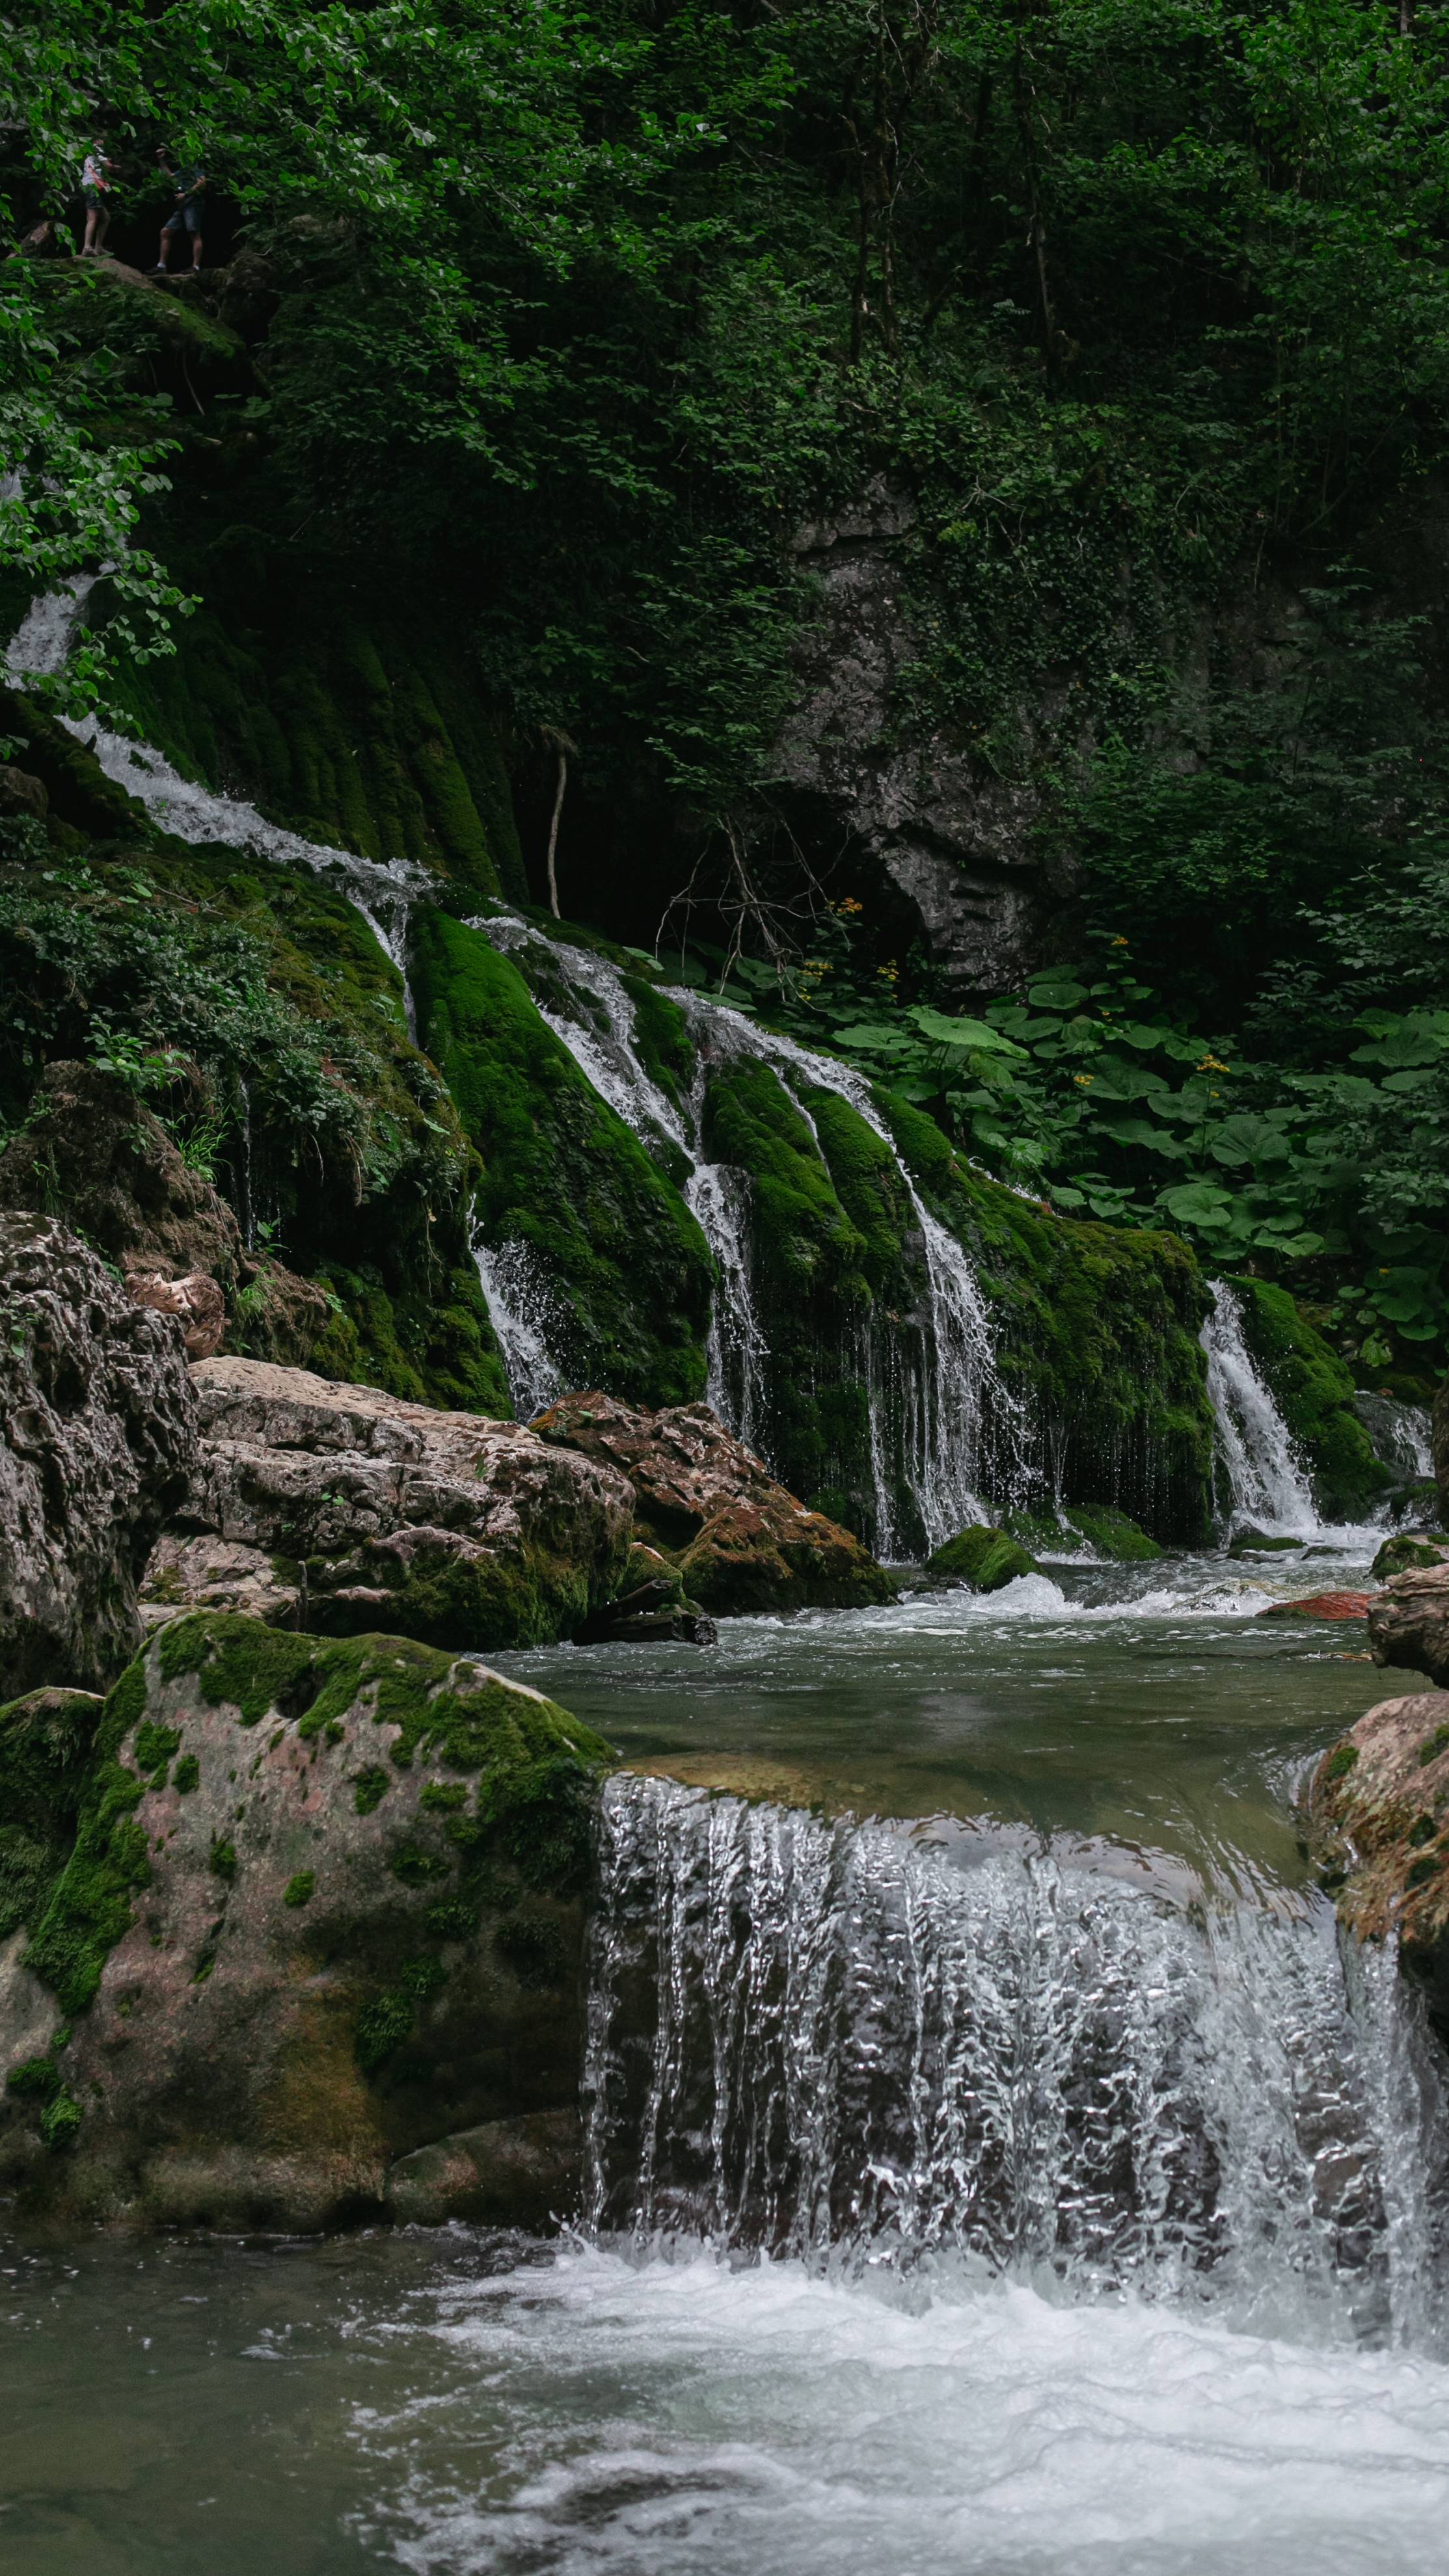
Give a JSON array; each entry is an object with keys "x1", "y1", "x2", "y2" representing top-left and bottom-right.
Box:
[
  {"x1": 1227, "y1": 1529, "x2": 1305, "y2": 1559},
  {"x1": 144, "y1": 1357, "x2": 634, "y2": 1652},
  {"x1": 533, "y1": 1391, "x2": 892, "y2": 1614},
  {"x1": 927, "y1": 1525, "x2": 1038, "y2": 1594},
  {"x1": 0, "y1": 1613, "x2": 612, "y2": 2228},
  {"x1": 1310, "y1": 1692, "x2": 1449, "y2": 2026},
  {"x1": 1368, "y1": 1565, "x2": 1449, "y2": 1689},
  {"x1": 0, "y1": 1213, "x2": 198, "y2": 1696},
  {"x1": 1007, "y1": 1503, "x2": 1163, "y2": 1563},
  {"x1": 1258, "y1": 1590, "x2": 1371, "y2": 1622}
]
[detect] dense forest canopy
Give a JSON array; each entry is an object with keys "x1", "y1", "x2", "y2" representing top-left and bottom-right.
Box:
[{"x1": 3, "y1": 0, "x2": 1449, "y2": 1367}]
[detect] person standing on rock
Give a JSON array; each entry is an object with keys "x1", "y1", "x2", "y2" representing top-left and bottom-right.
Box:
[
  {"x1": 152, "y1": 148, "x2": 207, "y2": 273},
  {"x1": 80, "y1": 138, "x2": 115, "y2": 255}
]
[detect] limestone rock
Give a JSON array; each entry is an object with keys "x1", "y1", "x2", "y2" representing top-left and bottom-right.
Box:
[
  {"x1": 0, "y1": 1213, "x2": 198, "y2": 1695},
  {"x1": 532, "y1": 1391, "x2": 893, "y2": 1615},
  {"x1": 126, "y1": 1268, "x2": 227, "y2": 1360},
  {"x1": 388, "y1": 2108, "x2": 582, "y2": 2228},
  {"x1": 152, "y1": 1357, "x2": 634, "y2": 1650},
  {"x1": 1368, "y1": 1564, "x2": 1449, "y2": 1687},
  {"x1": 1309, "y1": 1691, "x2": 1449, "y2": 2025},
  {"x1": 140, "y1": 1532, "x2": 303, "y2": 1630},
  {"x1": 0, "y1": 1613, "x2": 612, "y2": 2228},
  {"x1": 927, "y1": 1525, "x2": 1038, "y2": 1594}
]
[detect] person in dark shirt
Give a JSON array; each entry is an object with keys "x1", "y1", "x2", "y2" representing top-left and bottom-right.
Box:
[{"x1": 153, "y1": 149, "x2": 207, "y2": 273}]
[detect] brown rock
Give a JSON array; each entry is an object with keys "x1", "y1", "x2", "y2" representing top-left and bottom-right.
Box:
[
  {"x1": 126, "y1": 1267, "x2": 226, "y2": 1359},
  {"x1": 0, "y1": 1213, "x2": 198, "y2": 1694},
  {"x1": 148, "y1": 1356, "x2": 634, "y2": 1651},
  {"x1": 139, "y1": 1531, "x2": 302, "y2": 1630},
  {"x1": 1367, "y1": 1564, "x2": 1449, "y2": 1687},
  {"x1": 0, "y1": 1062, "x2": 242, "y2": 1285},
  {"x1": 1258, "y1": 1590, "x2": 1372, "y2": 1623},
  {"x1": 1435, "y1": 1374, "x2": 1449, "y2": 1524},
  {"x1": 533, "y1": 1391, "x2": 892, "y2": 1615},
  {"x1": 0, "y1": 767, "x2": 47, "y2": 819},
  {"x1": 1309, "y1": 1690, "x2": 1449, "y2": 2025},
  {"x1": 388, "y1": 2110, "x2": 582, "y2": 2229}
]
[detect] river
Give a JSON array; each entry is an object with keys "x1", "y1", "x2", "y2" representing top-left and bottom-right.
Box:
[{"x1": 5, "y1": 1538, "x2": 1448, "y2": 2575}]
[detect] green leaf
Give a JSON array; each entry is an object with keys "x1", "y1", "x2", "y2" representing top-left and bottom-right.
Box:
[{"x1": 1027, "y1": 980, "x2": 1088, "y2": 1009}]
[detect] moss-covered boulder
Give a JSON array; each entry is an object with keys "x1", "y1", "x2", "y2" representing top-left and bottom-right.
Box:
[
  {"x1": 1310, "y1": 1693, "x2": 1449, "y2": 2032},
  {"x1": 878, "y1": 1094, "x2": 1216, "y2": 1542},
  {"x1": 1372, "y1": 1533, "x2": 1449, "y2": 1580},
  {"x1": 146, "y1": 1357, "x2": 635, "y2": 1652},
  {"x1": 0, "y1": 1615, "x2": 612, "y2": 2227},
  {"x1": 927, "y1": 1525, "x2": 1038, "y2": 1592},
  {"x1": 412, "y1": 907, "x2": 714, "y2": 1405},
  {"x1": 1005, "y1": 1503, "x2": 1163, "y2": 1563},
  {"x1": 1225, "y1": 1277, "x2": 1392, "y2": 1523},
  {"x1": 533, "y1": 1390, "x2": 893, "y2": 1614}
]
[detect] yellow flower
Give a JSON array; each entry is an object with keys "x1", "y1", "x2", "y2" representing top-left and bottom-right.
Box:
[{"x1": 1074, "y1": 1073, "x2": 1094, "y2": 1087}]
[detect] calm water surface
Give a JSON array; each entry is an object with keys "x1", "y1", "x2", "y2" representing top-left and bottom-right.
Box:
[{"x1": 5, "y1": 1543, "x2": 1446, "y2": 2576}]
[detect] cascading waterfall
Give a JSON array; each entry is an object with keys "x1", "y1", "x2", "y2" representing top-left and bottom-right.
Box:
[
  {"x1": 1201, "y1": 1280, "x2": 1318, "y2": 1535},
  {"x1": 584, "y1": 1775, "x2": 1449, "y2": 2342},
  {"x1": 477, "y1": 915, "x2": 1025, "y2": 1550},
  {"x1": 468, "y1": 1230, "x2": 564, "y2": 1422},
  {"x1": 5, "y1": 578, "x2": 429, "y2": 1028}
]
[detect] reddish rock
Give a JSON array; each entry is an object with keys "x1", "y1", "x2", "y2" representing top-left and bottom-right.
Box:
[
  {"x1": 1258, "y1": 1591, "x2": 1372, "y2": 1622},
  {"x1": 1368, "y1": 1564, "x2": 1449, "y2": 1689},
  {"x1": 126, "y1": 1267, "x2": 226, "y2": 1359},
  {"x1": 1309, "y1": 1689, "x2": 1449, "y2": 2023},
  {"x1": 532, "y1": 1390, "x2": 893, "y2": 1615}
]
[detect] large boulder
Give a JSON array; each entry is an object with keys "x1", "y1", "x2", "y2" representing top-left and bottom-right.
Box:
[
  {"x1": 532, "y1": 1391, "x2": 893, "y2": 1614},
  {"x1": 0, "y1": 1213, "x2": 198, "y2": 1695},
  {"x1": 1309, "y1": 1691, "x2": 1449, "y2": 2027},
  {"x1": 143, "y1": 1358, "x2": 634, "y2": 1650},
  {"x1": 1367, "y1": 1565, "x2": 1449, "y2": 1688},
  {"x1": 0, "y1": 1613, "x2": 612, "y2": 2227},
  {"x1": 927, "y1": 1525, "x2": 1038, "y2": 1593}
]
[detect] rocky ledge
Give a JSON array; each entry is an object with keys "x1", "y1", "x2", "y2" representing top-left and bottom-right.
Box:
[
  {"x1": 531, "y1": 1391, "x2": 893, "y2": 1615},
  {"x1": 0, "y1": 1612, "x2": 611, "y2": 2229},
  {"x1": 141, "y1": 1357, "x2": 634, "y2": 1652},
  {"x1": 1310, "y1": 1691, "x2": 1449, "y2": 2029},
  {"x1": 1368, "y1": 1564, "x2": 1449, "y2": 1689}
]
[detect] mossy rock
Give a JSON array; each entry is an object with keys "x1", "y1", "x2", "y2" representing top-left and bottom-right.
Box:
[
  {"x1": 1227, "y1": 1529, "x2": 1307, "y2": 1559},
  {"x1": 927, "y1": 1525, "x2": 1038, "y2": 1592},
  {"x1": 0, "y1": 1617, "x2": 614, "y2": 2229},
  {"x1": 1007, "y1": 1502, "x2": 1164, "y2": 1563},
  {"x1": 1226, "y1": 1278, "x2": 1393, "y2": 1523},
  {"x1": 878, "y1": 1092, "x2": 1216, "y2": 1543},
  {"x1": 411, "y1": 908, "x2": 713, "y2": 1406},
  {"x1": 0, "y1": 1689, "x2": 106, "y2": 1950},
  {"x1": 1372, "y1": 1533, "x2": 1449, "y2": 1580}
]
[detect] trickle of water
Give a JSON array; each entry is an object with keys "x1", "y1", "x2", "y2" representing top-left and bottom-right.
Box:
[
  {"x1": 7, "y1": 582, "x2": 427, "y2": 1026},
  {"x1": 584, "y1": 1775, "x2": 1449, "y2": 2342},
  {"x1": 470, "y1": 1230, "x2": 565, "y2": 1421},
  {"x1": 1201, "y1": 1280, "x2": 1318, "y2": 1536}
]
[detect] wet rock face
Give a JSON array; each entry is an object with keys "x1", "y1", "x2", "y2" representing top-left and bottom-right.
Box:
[
  {"x1": 0, "y1": 1613, "x2": 612, "y2": 2229},
  {"x1": 1368, "y1": 1566, "x2": 1449, "y2": 1689},
  {"x1": 532, "y1": 1391, "x2": 893, "y2": 1615},
  {"x1": 761, "y1": 487, "x2": 1045, "y2": 998},
  {"x1": 1435, "y1": 1376, "x2": 1449, "y2": 1523},
  {"x1": 126, "y1": 1267, "x2": 226, "y2": 1360},
  {"x1": 0, "y1": 1063, "x2": 243, "y2": 1289},
  {"x1": 0, "y1": 1214, "x2": 198, "y2": 1695},
  {"x1": 1310, "y1": 1691, "x2": 1449, "y2": 2027},
  {"x1": 144, "y1": 1357, "x2": 634, "y2": 1650}
]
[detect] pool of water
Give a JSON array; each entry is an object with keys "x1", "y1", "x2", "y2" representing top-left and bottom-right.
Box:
[{"x1": 5, "y1": 1541, "x2": 1444, "y2": 2576}]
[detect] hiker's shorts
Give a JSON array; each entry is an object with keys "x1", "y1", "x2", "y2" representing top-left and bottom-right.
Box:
[{"x1": 163, "y1": 199, "x2": 203, "y2": 234}]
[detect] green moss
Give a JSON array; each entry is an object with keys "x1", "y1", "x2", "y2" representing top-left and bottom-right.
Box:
[
  {"x1": 1007, "y1": 1503, "x2": 1164, "y2": 1562},
  {"x1": 1406, "y1": 1855, "x2": 1442, "y2": 1890},
  {"x1": 389, "y1": 1844, "x2": 452, "y2": 1887},
  {"x1": 927, "y1": 1525, "x2": 1039, "y2": 1592},
  {"x1": 353, "y1": 1767, "x2": 391, "y2": 1816},
  {"x1": 0, "y1": 1687, "x2": 104, "y2": 1946},
  {"x1": 411, "y1": 909, "x2": 713, "y2": 1406},
  {"x1": 172, "y1": 1754, "x2": 201, "y2": 1794},
  {"x1": 210, "y1": 1838, "x2": 238, "y2": 1881},
  {"x1": 494, "y1": 1914, "x2": 569, "y2": 1989},
  {"x1": 134, "y1": 1721, "x2": 182, "y2": 1774},
  {"x1": 282, "y1": 1871, "x2": 316, "y2": 1907},
  {"x1": 355, "y1": 1988, "x2": 416, "y2": 2074},
  {"x1": 1418, "y1": 1726, "x2": 1449, "y2": 1768},
  {"x1": 38, "y1": 2089, "x2": 82, "y2": 2149},
  {"x1": 21, "y1": 1659, "x2": 157, "y2": 2014},
  {"x1": 1407, "y1": 1815, "x2": 1437, "y2": 1849},
  {"x1": 1372, "y1": 1534, "x2": 1449, "y2": 1579},
  {"x1": 1324, "y1": 1742, "x2": 1361, "y2": 1780},
  {"x1": 420, "y1": 1781, "x2": 468, "y2": 1812},
  {"x1": 880, "y1": 1089, "x2": 1216, "y2": 1544},
  {"x1": 1227, "y1": 1278, "x2": 1392, "y2": 1523},
  {"x1": 5, "y1": 2056, "x2": 60, "y2": 2101}
]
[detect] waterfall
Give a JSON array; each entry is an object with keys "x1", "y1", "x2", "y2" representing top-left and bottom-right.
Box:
[
  {"x1": 470, "y1": 1231, "x2": 565, "y2": 1422},
  {"x1": 478, "y1": 917, "x2": 1023, "y2": 1551},
  {"x1": 584, "y1": 1775, "x2": 1449, "y2": 2338},
  {"x1": 5, "y1": 580, "x2": 427, "y2": 1025},
  {"x1": 1201, "y1": 1281, "x2": 1319, "y2": 1536}
]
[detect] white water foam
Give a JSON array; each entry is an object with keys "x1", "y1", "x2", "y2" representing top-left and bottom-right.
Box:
[
  {"x1": 365, "y1": 2238, "x2": 1449, "y2": 2576},
  {"x1": 1201, "y1": 1281, "x2": 1319, "y2": 1537}
]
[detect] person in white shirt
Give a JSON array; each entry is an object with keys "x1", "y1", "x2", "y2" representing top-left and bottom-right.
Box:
[{"x1": 81, "y1": 138, "x2": 113, "y2": 255}]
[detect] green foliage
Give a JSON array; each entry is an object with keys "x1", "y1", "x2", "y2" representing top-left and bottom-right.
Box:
[
  {"x1": 1324, "y1": 1743, "x2": 1360, "y2": 1781},
  {"x1": 5, "y1": 2054, "x2": 60, "y2": 2100},
  {"x1": 281, "y1": 1870, "x2": 314, "y2": 1908}
]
